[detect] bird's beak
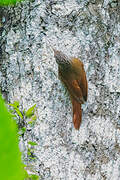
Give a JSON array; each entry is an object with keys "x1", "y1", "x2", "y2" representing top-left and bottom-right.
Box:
[{"x1": 52, "y1": 48, "x2": 58, "y2": 56}]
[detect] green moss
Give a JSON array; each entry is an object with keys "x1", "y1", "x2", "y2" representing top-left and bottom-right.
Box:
[{"x1": 25, "y1": 104, "x2": 36, "y2": 118}]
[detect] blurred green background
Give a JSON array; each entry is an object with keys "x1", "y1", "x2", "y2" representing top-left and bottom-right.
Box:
[
  {"x1": 0, "y1": 95, "x2": 25, "y2": 180},
  {"x1": 0, "y1": 0, "x2": 23, "y2": 6}
]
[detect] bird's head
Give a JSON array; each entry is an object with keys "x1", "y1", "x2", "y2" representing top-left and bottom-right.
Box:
[{"x1": 53, "y1": 49, "x2": 71, "y2": 67}]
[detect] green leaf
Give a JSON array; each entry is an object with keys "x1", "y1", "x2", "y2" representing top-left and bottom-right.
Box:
[
  {"x1": 25, "y1": 104, "x2": 36, "y2": 118},
  {"x1": 28, "y1": 120, "x2": 34, "y2": 124},
  {"x1": 28, "y1": 174, "x2": 39, "y2": 180},
  {"x1": 28, "y1": 121, "x2": 33, "y2": 125},
  {"x1": 27, "y1": 148, "x2": 32, "y2": 156},
  {"x1": 28, "y1": 115, "x2": 37, "y2": 125},
  {"x1": 8, "y1": 101, "x2": 19, "y2": 108},
  {"x1": 13, "y1": 101, "x2": 19, "y2": 107},
  {"x1": 15, "y1": 107, "x2": 23, "y2": 119},
  {"x1": 8, "y1": 101, "x2": 23, "y2": 119},
  {"x1": 28, "y1": 141, "x2": 38, "y2": 146},
  {"x1": 32, "y1": 115, "x2": 37, "y2": 121},
  {"x1": 18, "y1": 127, "x2": 26, "y2": 135}
]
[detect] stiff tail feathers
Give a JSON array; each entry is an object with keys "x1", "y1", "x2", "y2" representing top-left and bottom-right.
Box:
[{"x1": 71, "y1": 97, "x2": 82, "y2": 130}]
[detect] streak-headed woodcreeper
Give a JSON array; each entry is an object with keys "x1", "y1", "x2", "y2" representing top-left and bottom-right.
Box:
[{"x1": 53, "y1": 49, "x2": 88, "y2": 130}]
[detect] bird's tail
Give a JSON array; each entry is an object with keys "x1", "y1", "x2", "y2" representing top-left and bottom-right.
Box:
[{"x1": 71, "y1": 97, "x2": 82, "y2": 130}]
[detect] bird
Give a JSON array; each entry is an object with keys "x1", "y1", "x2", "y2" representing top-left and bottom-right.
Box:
[{"x1": 53, "y1": 49, "x2": 88, "y2": 130}]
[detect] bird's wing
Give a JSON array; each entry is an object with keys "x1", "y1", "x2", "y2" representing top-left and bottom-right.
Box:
[
  {"x1": 59, "y1": 72, "x2": 84, "y2": 104},
  {"x1": 77, "y1": 65, "x2": 88, "y2": 102}
]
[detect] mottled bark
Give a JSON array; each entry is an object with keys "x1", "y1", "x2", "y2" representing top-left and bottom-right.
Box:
[{"x1": 0, "y1": 0, "x2": 120, "y2": 179}]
